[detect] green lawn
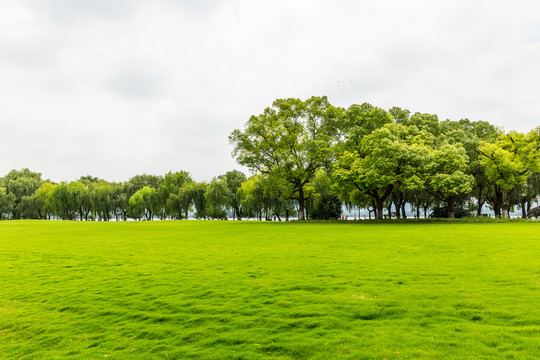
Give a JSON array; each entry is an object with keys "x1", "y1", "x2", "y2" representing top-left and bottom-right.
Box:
[{"x1": 1, "y1": 221, "x2": 539, "y2": 359}]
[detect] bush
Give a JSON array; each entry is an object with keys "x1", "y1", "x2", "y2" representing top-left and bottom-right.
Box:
[
  {"x1": 429, "y1": 206, "x2": 470, "y2": 219},
  {"x1": 310, "y1": 195, "x2": 342, "y2": 220}
]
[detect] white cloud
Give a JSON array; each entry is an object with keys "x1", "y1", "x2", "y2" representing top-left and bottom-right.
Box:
[{"x1": 1, "y1": 0, "x2": 539, "y2": 182}]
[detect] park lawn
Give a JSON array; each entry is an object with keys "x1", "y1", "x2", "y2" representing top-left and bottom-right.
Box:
[{"x1": 0, "y1": 221, "x2": 539, "y2": 359}]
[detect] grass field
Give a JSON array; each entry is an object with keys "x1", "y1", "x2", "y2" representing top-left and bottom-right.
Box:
[{"x1": 1, "y1": 221, "x2": 540, "y2": 359}]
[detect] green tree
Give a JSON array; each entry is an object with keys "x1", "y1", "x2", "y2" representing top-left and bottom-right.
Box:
[
  {"x1": 205, "y1": 178, "x2": 231, "y2": 219},
  {"x1": 479, "y1": 129, "x2": 540, "y2": 218},
  {"x1": 440, "y1": 119, "x2": 501, "y2": 216},
  {"x1": 2, "y1": 168, "x2": 42, "y2": 219},
  {"x1": 220, "y1": 170, "x2": 247, "y2": 220},
  {"x1": 426, "y1": 144, "x2": 474, "y2": 218},
  {"x1": 334, "y1": 123, "x2": 431, "y2": 219},
  {"x1": 230, "y1": 96, "x2": 342, "y2": 220},
  {"x1": 93, "y1": 181, "x2": 114, "y2": 221},
  {"x1": 50, "y1": 182, "x2": 76, "y2": 220},
  {"x1": 309, "y1": 170, "x2": 342, "y2": 220},
  {"x1": 129, "y1": 186, "x2": 159, "y2": 220},
  {"x1": 161, "y1": 171, "x2": 193, "y2": 220},
  {"x1": 191, "y1": 181, "x2": 208, "y2": 220},
  {"x1": 238, "y1": 176, "x2": 266, "y2": 220},
  {"x1": 0, "y1": 187, "x2": 15, "y2": 219}
]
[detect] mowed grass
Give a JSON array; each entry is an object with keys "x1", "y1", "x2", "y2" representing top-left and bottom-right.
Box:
[{"x1": 1, "y1": 221, "x2": 540, "y2": 359}]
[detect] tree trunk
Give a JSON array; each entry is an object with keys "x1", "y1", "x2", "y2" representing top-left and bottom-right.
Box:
[
  {"x1": 298, "y1": 185, "x2": 305, "y2": 221},
  {"x1": 389, "y1": 196, "x2": 396, "y2": 219},
  {"x1": 501, "y1": 189, "x2": 511, "y2": 219},
  {"x1": 388, "y1": 200, "x2": 395, "y2": 219},
  {"x1": 447, "y1": 196, "x2": 456, "y2": 219},
  {"x1": 493, "y1": 186, "x2": 502, "y2": 218},
  {"x1": 285, "y1": 208, "x2": 289, "y2": 221},
  {"x1": 401, "y1": 204, "x2": 407, "y2": 219},
  {"x1": 476, "y1": 187, "x2": 484, "y2": 216},
  {"x1": 522, "y1": 198, "x2": 527, "y2": 219},
  {"x1": 376, "y1": 199, "x2": 384, "y2": 220},
  {"x1": 236, "y1": 206, "x2": 242, "y2": 221}
]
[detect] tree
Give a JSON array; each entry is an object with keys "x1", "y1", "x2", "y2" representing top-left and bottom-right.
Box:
[
  {"x1": 68, "y1": 181, "x2": 89, "y2": 221},
  {"x1": 221, "y1": 170, "x2": 247, "y2": 220},
  {"x1": 112, "y1": 183, "x2": 130, "y2": 221},
  {"x1": 50, "y1": 182, "x2": 76, "y2": 220},
  {"x1": 128, "y1": 174, "x2": 164, "y2": 194},
  {"x1": 93, "y1": 181, "x2": 114, "y2": 221},
  {"x1": 230, "y1": 96, "x2": 342, "y2": 220},
  {"x1": 2, "y1": 168, "x2": 42, "y2": 219},
  {"x1": 309, "y1": 169, "x2": 342, "y2": 220},
  {"x1": 191, "y1": 181, "x2": 208, "y2": 219},
  {"x1": 205, "y1": 178, "x2": 231, "y2": 219},
  {"x1": 479, "y1": 129, "x2": 540, "y2": 218},
  {"x1": 426, "y1": 144, "x2": 474, "y2": 218},
  {"x1": 161, "y1": 171, "x2": 193, "y2": 220},
  {"x1": 440, "y1": 119, "x2": 501, "y2": 216},
  {"x1": 238, "y1": 176, "x2": 266, "y2": 220},
  {"x1": 516, "y1": 173, "x2": 540, "y2": 218},
  {"x1": 334, "y1": 123, "x2": 431, "y2": 219},
  {"x1": 129, "y1": 186, "x2": 159, "y2": 220},
  {"x1": 0, "y1": 187, "x2": 15, "y2": 219}
]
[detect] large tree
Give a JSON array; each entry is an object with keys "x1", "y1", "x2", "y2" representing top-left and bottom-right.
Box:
[
  {"x1": 205, "y1": 177, "x2": 230, "y2": 219},
  {"x1": 2, "y1": 168, "x2": 43, "y2": 219},
  {"x1": 229, "y1": 96, "x2": 342, "y2": 220},
  {"x1": 0, "y1": 187, "x2": 15, "y2": 219},
  {"x1": 426, "y1": 144, "x2": 475, "y2": 218},
  {"x1": 334, "y1": 123, "x2": 431, "y2": 219},
  {"x1": 479, "y1": 129, "x2": 540, "y2": 218},
  {"x1": 220, "y1": 170, "x2": 247, "y2": 220}
]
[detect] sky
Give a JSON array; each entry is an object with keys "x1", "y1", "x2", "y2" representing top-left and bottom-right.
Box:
[{"x1": 1, "y1": 0, "x2": 539, "y2": 182}]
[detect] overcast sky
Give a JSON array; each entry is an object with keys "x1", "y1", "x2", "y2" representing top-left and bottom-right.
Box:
[{"x1": 1, "y1": 0, "x2": 539, "y2": 182}]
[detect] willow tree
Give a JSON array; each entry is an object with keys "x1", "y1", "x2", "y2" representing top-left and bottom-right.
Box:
[{"x1": 229, "y1": 96, "x2": 342, "y2": 220}]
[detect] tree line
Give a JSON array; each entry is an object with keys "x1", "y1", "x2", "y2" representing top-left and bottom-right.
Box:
[
  {"x1": 229, "y1": 97, "x2": 539, "y2": 220},
  {"x1": 1, "y1": 96, "x2": 539, "y2": 221},
  {"x1": 0, "y1": 169, "x2": 250, "y2": 221}
]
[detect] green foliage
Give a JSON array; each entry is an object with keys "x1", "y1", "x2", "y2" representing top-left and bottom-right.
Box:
[
  {"x1": 205, "y1": 177, "x2": 231, "y2": 219},
  {"x1": 0, "y1": 186, "x2": 15, "y2": 219},
  {"x1": 129, "y1": 186, "x2": 159, "y2": 220},
  {"x1": 220, "y1": 170, "x2": 247, "y2": 219},
  {"x1": 2, "y1": 168, "x2": 43, "y2": 219},
  {"x1": 310, "y1": 194, "x2": 342, "y2": 220},
  {"x1": 479, "y1": 131, "x2": 538, "y2": 191},
  {"x1": 230, "y1": 96, "x2": 343, "y2": 220},
  {"x1": 191, "y1": 181, "x2": 208, "y2": 219},
  {"x1": 479, "y1": 129, "x2": 540, "y2": 218},
  {"x1": 334, "y1": 123, "x2": 432, "y2": 219},
  {"x1": 1, "y1": 99, "x2": 537, "y2": 221}
]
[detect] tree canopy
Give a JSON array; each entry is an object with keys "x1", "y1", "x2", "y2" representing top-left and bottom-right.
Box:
[{"x1": 1, "y1": 98, "x2": 538, "y2": 221}]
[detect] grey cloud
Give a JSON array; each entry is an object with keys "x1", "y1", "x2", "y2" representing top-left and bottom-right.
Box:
[
  {"x1": 0, "y1": 40, "x2": 58, "y2": 69},
  {"x1": 162, "y1": 0, "x2": 224, "y2": 15},
  {"x1": 22, "y1": 0, "x2": 142, "y2": 23},
  {"x1": 106, "y1": 67, "x2": 165, "y2": 99}
]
